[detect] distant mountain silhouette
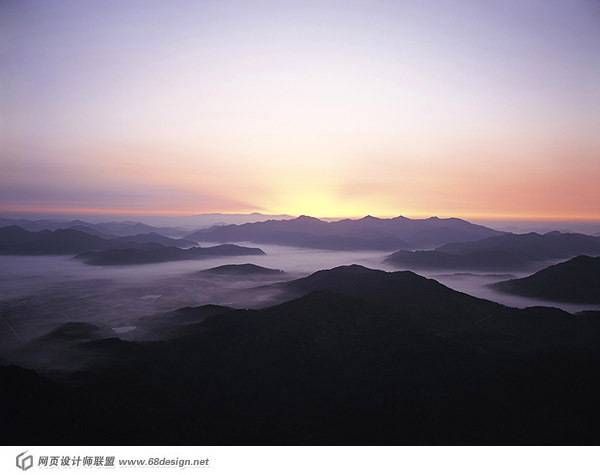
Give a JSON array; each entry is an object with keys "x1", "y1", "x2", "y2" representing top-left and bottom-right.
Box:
[
  {"x1": 199, "y1": 263, "x2": 284, "y2": 276},
  {"x1": 89, "y1": 221, "x2": 184, "y2": 237},
  {"x1": 386, "y1": 231, "x2": 600, "y2": 270},
  {"x1": 492, "y1": 255, "x2": 600, "y2": 304},
  {"x1": 61, "y1": 224, "x2": 113, "y2": 238},
  {"x1": 75, "y1": 244, "x2": 265, "y2": 265},
  {"x1": 161, "y1": 212, "x2": 295, "y2": 230},
  {"x1": 0, "y1": 217, "x2": 184, "y2": 237},
  {"x1": 0, "y1": 226, "x2": 193, "y2": 255},
  {"x1": 0, "y1": 226, "x2": 115, "y2": 255},
  {"x1": 0, "y1": 214, "x2": 296, "y2": 235},
  {"x1": 437, "y1": 231, "x2": 600, "y2": 256},
  {"x1": 7, "y1": 265, "x2": 600, "y2": 443},
  {"x1": 0, "y1": 217, "x2": 91, "y2": 232},
  {"x1": 186, "y1": 215, "x2": 503, "y2": 250}
]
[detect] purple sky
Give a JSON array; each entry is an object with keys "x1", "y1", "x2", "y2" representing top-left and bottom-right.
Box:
[{"x1": 2, "y1": 0, "x2": 600, "y2": 219}]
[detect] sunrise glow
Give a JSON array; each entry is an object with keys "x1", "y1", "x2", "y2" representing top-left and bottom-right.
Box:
[{"x1": 2, "y1": 0, "x2": 599, "y2": 219}]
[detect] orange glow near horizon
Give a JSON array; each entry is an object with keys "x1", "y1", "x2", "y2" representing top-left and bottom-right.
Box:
[{"x1": 2, "y1": 2, "x2": 599, "y2": 222}]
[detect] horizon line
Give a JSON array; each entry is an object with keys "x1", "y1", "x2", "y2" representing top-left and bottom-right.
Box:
[{"x1": 1, "y1": 205, "x2": 600, "y2": 223}]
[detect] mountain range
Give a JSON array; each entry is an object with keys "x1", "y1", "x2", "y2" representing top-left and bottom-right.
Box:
[
  {"x1": 492, "y1": 255, "x2": 600, "y2": 304},
  {"x1": 133, "y1": 212, "x2": 295, "y2": 229},
  {"x1": 0, "y1": 226, "x2": 194, "y2": 255},
  {"x1": 186, "y1": 215, "x2": 503, "y2": 250},
  {"x1": 0, "y1": 217, "x2": 185, "y2": 237},
  {"x1": 0, "y1": 213, "x2": 294, "y2": 235},
  {"x1": 386, "y1": 231, "x2": 600, "y2": 271}
]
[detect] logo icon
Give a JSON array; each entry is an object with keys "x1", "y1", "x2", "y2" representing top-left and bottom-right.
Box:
[{"x1": 16, "y1": 451, "x2": 33, "y2": 472}]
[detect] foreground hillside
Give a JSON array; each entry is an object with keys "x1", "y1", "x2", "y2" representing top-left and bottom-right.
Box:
[{"x1": 3, "y1": 265, "x2": 600, "y2": 444}]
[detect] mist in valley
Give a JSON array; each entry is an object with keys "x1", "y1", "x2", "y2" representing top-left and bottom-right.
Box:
[
  {"x1": 0, "y1": 244, "x2": 382, "y2": 348},
  {"x1": 2, "y1": 241, "x2": 599, "y2": 362}
]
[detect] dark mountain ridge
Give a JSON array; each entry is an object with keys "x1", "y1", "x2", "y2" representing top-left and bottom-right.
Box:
[
  {"x1": 386, "y1": 231, "x2": 600, "y2": 271},
  {"x1": 199, "y1": 263, "x2": 285, "y2": 276},
  {"x1": 75, "y1": 243, "x2": 265, "y2": 265},
  {"x1": 0, "y1": 217, "x2": 185, "y2": 237},
  {"x1": 492, "y1": 255, "x2": 600, "y2": 304},
  {"x1": 0, "y1": 226, "x2": 118, "y2": 255},
  {"x1": 438, "y1": 231, "x2": 600, "y2": 257},
  {"x1": 4, "y1": 265, "x2": 600, "y2": 443},
  {"x1": 0, "y1": 226, "x2": 193, "y2": 255},
  {"x1": 5, "y1": 265, "x2": 600, "y2": 443},
  {"x1": 186, "y1": 215, "x2": 503, "y2": 250}
]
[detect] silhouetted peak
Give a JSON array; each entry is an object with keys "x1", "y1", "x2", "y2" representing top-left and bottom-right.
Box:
[
  {"x1": 199, "y1": 263, "x2": 284, "y2": 275},
  {"x1": 359, "y1": 215, "x2": 380, "y2": 221},
  {"x1": 310, "y1": 264, "x2": 383, "y2": 276},
  {"x1": 289, "y1": 264, "x2": 428, "y2": 289},
  {"x1": 295, "y1": 215, "x2": 321, "y2": 222}
]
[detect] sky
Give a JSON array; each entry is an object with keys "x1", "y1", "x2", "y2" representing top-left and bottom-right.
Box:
[{"x1": 1, "y1": 0, "x2": 600, "y2": 220}]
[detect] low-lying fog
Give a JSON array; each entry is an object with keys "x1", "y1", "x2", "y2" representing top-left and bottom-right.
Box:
[{"x1": 2, "y1": 242, "x2": 599, "y2": 349}]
